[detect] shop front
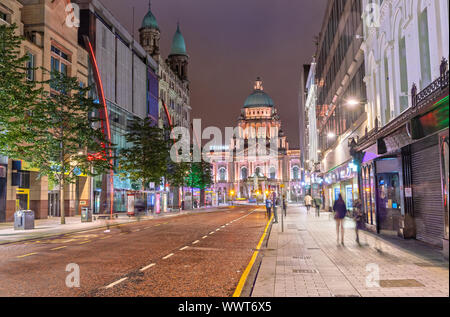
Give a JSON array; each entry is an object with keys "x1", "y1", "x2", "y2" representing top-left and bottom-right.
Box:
[{"x1": 323, "y1": 161, "x2": 358, "y2": 214}]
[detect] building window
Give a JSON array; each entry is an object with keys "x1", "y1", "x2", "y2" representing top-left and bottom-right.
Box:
[
  {"x1": 241, "y1": 167, "x2": 248, "y2": 180},
  {"x1": 270, "y1": 167, "x2": 276, "y2": 179},
  {"x1": 26, "y1": 52, "x2": 35, "y2": 81},
  {"x1": 50, "y1": 45, "x2": 70, "y2": 91},
  {"x1": 292, "y1": 166, "x2": 299, "y2": 180},
  {"x1": 0, "y1": 11, "x2": 8, "y2": 23},
  {"x1": 418, "y1": 8, "x2": 432, "y2": 88},
  {"x1": 219, "y1": 168, "x2": 227, "y2": 181}
]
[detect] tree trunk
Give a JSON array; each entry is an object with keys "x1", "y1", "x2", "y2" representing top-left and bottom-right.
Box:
[
  {"x1": 200, "y1": 188, "x2": 205, "y2": 207},
  {"x1": 60, "y1": 173, "x2": 65, "y2": 224}
]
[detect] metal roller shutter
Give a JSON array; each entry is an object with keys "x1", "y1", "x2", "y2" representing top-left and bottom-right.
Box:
[{"x1": 411, "y1": 143, "x2": 444, "y2": 247}]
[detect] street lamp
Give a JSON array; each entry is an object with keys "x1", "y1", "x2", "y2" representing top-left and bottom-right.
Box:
[{"x1": 327, "y1": 132, "x2": 336, "y2": 139}]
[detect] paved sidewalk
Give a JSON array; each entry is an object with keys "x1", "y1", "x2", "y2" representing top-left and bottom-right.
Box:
[
  {"x1": 0, "y1": 206, "x2": 229, "y2": 245},
  {"x1": 252, "y1": 206, "x2": 449, "y2": 297}
]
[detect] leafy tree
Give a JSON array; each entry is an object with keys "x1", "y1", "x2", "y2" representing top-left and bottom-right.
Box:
[
  {"x1": 0, "y1": 24, "x2": 42, "y2": 152},
  {"x1": 186, "y1": 159, "x2": 213, "y2": 207},
  {"x1": 119, "y1": 117, "x2": 169, "y2": 188},
  {"x1": 5, "y1": 68, "x2": 114, "y2": 224}
]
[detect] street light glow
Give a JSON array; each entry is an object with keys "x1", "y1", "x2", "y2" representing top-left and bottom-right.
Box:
[
  {"x1": 346, "y1": 98, "x2": 360, "y2": 107},
  {"x1": 327, "y1": 132, "x2": 336, "y2": 139}
]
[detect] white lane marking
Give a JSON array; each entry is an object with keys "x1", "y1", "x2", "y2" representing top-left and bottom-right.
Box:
[
  {"x1": 216, "y1": 228, "x2": 220, "y2": 231},
  {"x1": 202, "y1": 236, "x2": 208, "y2": 239},
  {"x1": 134, "y1": 229, "x2": 141, "y2": 232},
  {"x1": 180, "y1": 246, "x2": 189, "y2": 251},
  {"x1": 140, "y1": 263, "x2": 156, "y2": 272},
  {"x1": 192, "y1": 240, "x2": 199, "y2": 245},
  {"x1": 105, "y1": 277, "x2": 128, "y2": 289},
  {"x1": 162, "y1": 253, "x2": 174, "y2": 260},
  {"x1": 209, "y1": 232, "x2": 214, "y2": 235}
]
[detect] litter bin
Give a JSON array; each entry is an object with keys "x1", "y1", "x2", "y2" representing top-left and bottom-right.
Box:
[
  {"x1": 81, "y1": 208, "x2": 92, "y2": 222},
  {"x1": 14, "y1": 210, "x2": 35, "y2": 230}
]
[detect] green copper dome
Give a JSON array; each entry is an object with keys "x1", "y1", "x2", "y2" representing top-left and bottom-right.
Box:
[
  {"x1": 141, "y1": 6, "x2": 159, "y2": 30},
  {"x1": 244, "y1": 78, "x2": 274, "y2": 108},
  {"x1": 169, "y1": 23, "x2": 188, "y2": 56}
]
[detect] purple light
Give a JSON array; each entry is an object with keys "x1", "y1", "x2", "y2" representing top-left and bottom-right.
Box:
[{"x1": 362, "y1": 151, "x2": 378, "y2": 163}]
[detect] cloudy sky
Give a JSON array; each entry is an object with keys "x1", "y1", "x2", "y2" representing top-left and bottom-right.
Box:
[{"x1": 99, "y1": 0, "x2": 328, "y2": 148}]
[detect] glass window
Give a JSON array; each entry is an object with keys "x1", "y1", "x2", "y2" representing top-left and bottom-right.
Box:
[{"x1": 26, "y1": 52, "x2": 35, "y2": 81}]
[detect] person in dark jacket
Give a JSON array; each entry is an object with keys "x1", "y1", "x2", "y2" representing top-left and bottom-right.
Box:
[
  {"x1": 265, "y1": 198, "x2": 272, "y2": 219},
  {"x1": 353, "y1": 199, "x2": 364, "y2": 244},
  {"x1": 333, "y1": 194, "x2": 347, "y2": 245}
]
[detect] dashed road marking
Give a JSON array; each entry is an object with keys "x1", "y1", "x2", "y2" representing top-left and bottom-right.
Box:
[
  {"x1": 78, "y1": 240, "x2": 91, "y2": 245},
  {"x1": 209, "y1": 232, "x2": 214, "y2": 235},
  {"x1": 180, "y1": 246, "x2": 189, "y2": 251},
  {"x1": 16, "y1": 252, "x2": 37, "y2": 258},
  {"x1": 162, "y1": 253, "x2": 174, "y2": 260},
  {"x1": 50, "y1": 246, "x2": 67, "y2": 251},
  {"x1": 202, "y1": 236, "x2": 208, "y2": 239},
  {"x1": 105, "y1": 277, "x2": 128, "y2": 289},
  {"x1": 192, "y1": 240, "x2": 199, "y2": 245},
  {"x1": 140, "y1": 263, "x2": 156, "y2": 272}
]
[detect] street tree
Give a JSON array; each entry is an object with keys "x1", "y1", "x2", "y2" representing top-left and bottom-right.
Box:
[
  {"x1": 0, "y1": 23, "x2": 42, "y2": 153},
  {"x1": 119, "y1": 117, "x2": 169, "y2": 188},
  {"x1": 187, "y1": 158, "x2": 213, "y2": 207},
  {"x1": 7, "y1": 70, "x2": 114, "y2": 224}
]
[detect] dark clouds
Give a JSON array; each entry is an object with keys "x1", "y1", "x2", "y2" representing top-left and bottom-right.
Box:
[{"x1": 99, "y1": 0, "x2": 327, "y2": 148}]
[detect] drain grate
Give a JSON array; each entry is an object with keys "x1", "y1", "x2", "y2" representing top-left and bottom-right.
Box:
[
  {"x1": 379, "y1": 279, "x2": 425, "y2": 288},
  {"x1": 293, "y1": 269, "x2": 318, "y2": 274},
  {"x1": 414, "y1": 262, "x2": 448, "y2": 268},
  {"x1": 293, "y1": 256, "x2": 311, "y2": 260}
]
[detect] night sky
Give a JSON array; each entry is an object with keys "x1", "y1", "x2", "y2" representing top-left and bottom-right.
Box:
[{"x1": 99, "y1": 0, "x2": 328, "y2": 148}]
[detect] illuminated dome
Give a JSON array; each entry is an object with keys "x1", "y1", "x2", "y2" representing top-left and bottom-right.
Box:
[{"x1": 244, "y1": 77, "x2": 274, "y2": 108}]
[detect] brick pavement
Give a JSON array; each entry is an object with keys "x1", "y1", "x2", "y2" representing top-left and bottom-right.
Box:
[{"x1": 252, "y1": 206, "x2": 449, "y2": 297}]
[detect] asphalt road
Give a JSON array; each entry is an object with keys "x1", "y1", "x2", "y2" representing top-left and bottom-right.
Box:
[{"x1": 0, "y1": 205, "x2": 269, "y2": 297}]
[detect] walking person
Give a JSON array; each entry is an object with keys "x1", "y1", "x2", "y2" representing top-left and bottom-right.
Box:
[
  {"x1": 265, "y1": 198, "x2": 272, "y2": 219},
  {"x1": 282, "y1": 195, "x2": 287, "y2": 217},
  {"x1": 353, "y1": 198, "x2": 364, "y2": 245},
  {"x1": 304, "y1": 193, "x2": 313, "y2": 214},
  {"x1": 314, "y1": 196, "x2": 322, "y2": 218},
  {"x1": 273, "y1": 196, "x2": 280, "y2": 223},
  {"x1": 333, "y1": 194, "x2": 347, "y2": 245}
]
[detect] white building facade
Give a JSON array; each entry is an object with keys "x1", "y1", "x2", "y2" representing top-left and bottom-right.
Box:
[{"x1": 362, "y1": 0, "x2": 449, "y2": 129}]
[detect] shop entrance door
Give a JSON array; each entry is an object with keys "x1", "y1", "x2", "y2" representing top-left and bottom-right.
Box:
[
  {"x1": 48, "y1": 191, "x2": 59, "y2": 217},
  {"x1": 376, "y1": 173, "x2": 402, "y2": 234}
]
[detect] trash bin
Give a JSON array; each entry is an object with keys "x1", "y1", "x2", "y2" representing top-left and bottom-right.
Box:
[
  {"x1": 14, "y1": 210, "x2": 35, "y2": 230},
  {"x1": 81, "y1": 208, "x2": 92, "y2": 222}
]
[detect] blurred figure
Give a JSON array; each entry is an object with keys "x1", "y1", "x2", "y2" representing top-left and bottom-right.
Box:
[
  {"x1": 333, "y1": 194, "x2": 347, "y2": 245},
  {"x1": 353, "y1": 198, "x2": 364, "y2": 244},
  {"x1": 304, "y1": 194, "x2": 313, "y2": 214},
  {"x1": 282, "y1": 195, "x2": 287, "y2": 217},
  {"x1": 265, "y1": 198, "x2": 272, "y2": 219},
  {"x1": 273, "y1": 196, "x2": 279, "y2": 224},
  {"x1": 314, "y1": 196, "x2": 322, "y2": 218}
]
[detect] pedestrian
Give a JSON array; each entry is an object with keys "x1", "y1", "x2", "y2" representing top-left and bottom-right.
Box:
[
  {"x1": 304, "y1": 193, "x2": 313, "y2": 214},
  {"x1": 314, "y1": 197, "x2": 322, "y2": 218},
  {"x1": 282, "y1": 195, "x2": 287, "y2": 217},
  {"x1": 265, "y1": 198, "x2": 272, "y2": 219},
  {"x1": 333, "y1": 194, "x2": 347, "y2": 245},
  {"x1": 353, "y1": 198, "x2": 364, "y2": 244},
  {"x1": 273, "y1": 196, "x2": 279, "y2": 223}
]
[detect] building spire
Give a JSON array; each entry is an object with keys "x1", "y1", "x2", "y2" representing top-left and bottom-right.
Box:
[
  {"x1": 254, "y1": 77, "x2": 263, "y2": 91},
  {"x1": 149, "y1": 0, "x2": 152, "y2": 10}
]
